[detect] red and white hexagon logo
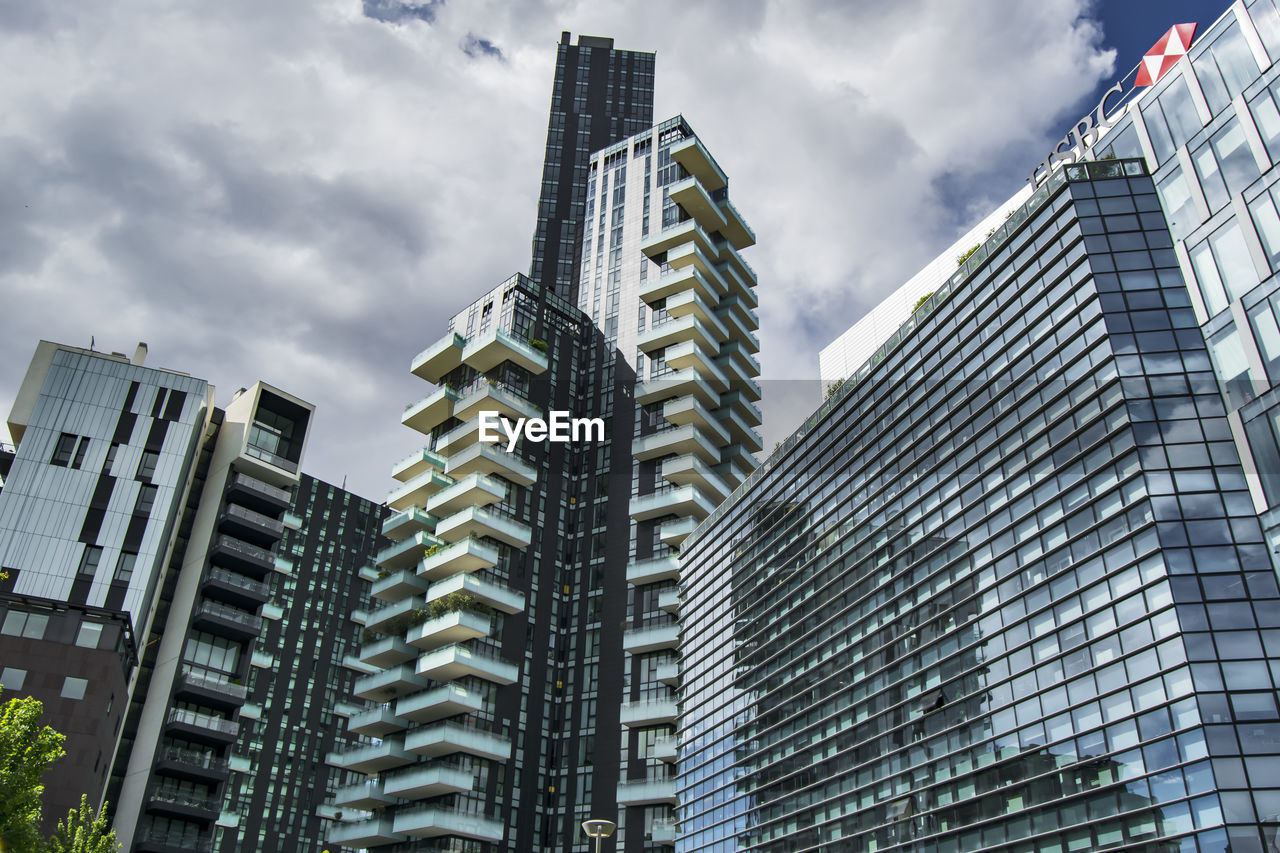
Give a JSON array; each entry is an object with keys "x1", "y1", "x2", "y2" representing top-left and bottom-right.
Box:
[{"x1": 1135, "y1": 23, "x2": 1198, "y2": 87}]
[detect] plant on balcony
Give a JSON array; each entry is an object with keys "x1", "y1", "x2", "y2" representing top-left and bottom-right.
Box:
[
  {"x1": 527, "y1": 338, "x2": 548, "y2": 352},
  {"x1": 427, "y1": 591, "x2": 494, "y2": 618},
  {"x1": 422, "y1": 544, "x2": 443, "y2": 559},
  {"x1": 912, "y1": 292, "x2": 934, "y2": 313}
]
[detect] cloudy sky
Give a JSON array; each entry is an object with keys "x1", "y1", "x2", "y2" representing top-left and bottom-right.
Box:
[{"x1": 0, "y1": 0, "x2": 1234, "y2": 499}]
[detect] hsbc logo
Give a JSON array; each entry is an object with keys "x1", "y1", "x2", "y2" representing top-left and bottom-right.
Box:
[{"x1": 1029, "y1": 22, "x2": 1198, "y2": 187}]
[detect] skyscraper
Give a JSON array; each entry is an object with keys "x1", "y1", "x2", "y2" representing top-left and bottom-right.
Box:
[
  {"x1": 679, "y1": 154, "x2": 1280, "y2": 852},
  {"x1": 529, "y1": 33, "x2": 655, "y2": 301},
  {"x1": 328, "y1": 273, "x2": 637, "y2": 852},
  {"x1": 217, "y1": 473, "x2": 385, "y2": 852},
  {"x1": 573, "y1": 114, "x2": 761, "y2": 851}
]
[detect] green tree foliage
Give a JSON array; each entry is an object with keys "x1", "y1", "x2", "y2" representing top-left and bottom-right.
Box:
[
  {"x1": 0, "y1": 688, "x2": 66, "y2": 852},
  {"x1": 45, "y1": 795, "x2": 120, "y2": 853}
]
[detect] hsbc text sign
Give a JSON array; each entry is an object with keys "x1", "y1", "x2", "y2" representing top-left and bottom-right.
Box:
[{"x1": 1027, "y1": 82, "x2": 1127, "y2": 187}]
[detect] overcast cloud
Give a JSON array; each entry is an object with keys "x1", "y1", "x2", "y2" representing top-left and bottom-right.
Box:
[{"x1": 0, "y1": 0, "x2": 1118, "y2": 499}]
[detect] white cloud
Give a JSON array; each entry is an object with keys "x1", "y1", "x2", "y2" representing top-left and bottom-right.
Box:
[{"x1": 0, "y1": 0, "x2": 1116, "y2": 498}]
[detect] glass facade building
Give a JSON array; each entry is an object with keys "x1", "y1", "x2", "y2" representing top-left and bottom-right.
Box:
[
  {"x1": 677, "y1": 157, "x2": 1280, "y2": 852},
  {"x1": 217, "y1": 473, "x2": 385, "y2": 852},
  {"x1": 530, "y1": 33, "x2": 655, "y2": 301}
]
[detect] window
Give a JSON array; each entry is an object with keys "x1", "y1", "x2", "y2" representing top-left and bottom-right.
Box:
[
  {"x1": 103, "y1": 443, "x2": 119, "y2": 475},
  {"x1": 1192, "y1": 119, "x2": 1261, "y2": 212},
  {"x1": 75, "y1": 622, "x2": 104, "y2": 650},
  {"x1": 151, "y1": 388, "x2": 170, "y2": 418},
  {"x1": 1193, "y1": 22, "x2": 1260, "y2": 115},
  {"x1": 0, "y1": 668, "x2": 25, "y2": 691},
  {"x1": 61, "y1": 677, "x2": 88, "y2": 701},
  {"x1": 1141, "y1": 75, "x2": 1203, "y2": 162},
  {"x1": 1190, "y1": 220, "x2": 1258, "y2": 315},
  {"x1": 1208, "y1": 325, "x2": 1256, "y2": 409},
  {"x1": 113, "y1": 552, "x2": 137, "y2": 584},
  {"x1": 1, "y1": 611, "x2": 48, "y2": 639},
  {"x1": 50, "y1": 433, "x2": 77, "y2": 467},
  {"x1": 135, "y1": 485, "x2": 159, "y2": 516},
  {"x1": 184, "y1": 631, "x2": 240, "y2": 673},
  {"x1": 77, "y1": 546, "x2": 103, "y2": 579},
  {"x1": 1156, "y1": 165, "x2": 1199, "y2": 241},
  {"x1": 136, "y1": 451, "x2": 159, "y2": 483}
]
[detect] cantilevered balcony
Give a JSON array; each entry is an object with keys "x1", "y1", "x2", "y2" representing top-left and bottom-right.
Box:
[
  {"x1": 334, "y1": 778, "x2": 398, "y2": 810},
  {"x1": 651, "y1": 818, "x2": 677, "y2": 846},
  {"x1": 453, "y1": 381, "x2": 541, "y2": 424},
  {"x1": 669, "y1": 134, "x2": 727, "y2": 191},
  {"x1": 175, "y1": 666, "x2": 248, "y2": 710},
  {"x1": 629, "y1": 485, "x2": 717, "y2": 523},
  {"x1": 376, "y1": 531, "x2": 439, "y2": 572},
  {"x1": 664, "y1": 288, "x2": 719, "y2": 328},
  {"x1": 664, "y1": 341, "x2": 729, "y2": 390},
  {"x1": 719, "y1": 389, "x2": 762, "y2": 427},
  {"x1": 372, "y1": 567, "x2": 429, "y2": 603},
  {"x1": 391, "y1": 447, "x2": 447, "y2": 483},
  {"x1": 668, "y1": 175, "x2": 728, "y2": 233},
  {"x1": 640, "y1": 218, "x2": 716, "y2": 262},
  {"x1": 426, "y1": 573, "x2": 525, "y2": 615},
  {"x1": 417, "y1": 644, "x2": 518, "y2": 685},
  {"x1": 656, "y1": 660, "x2": 680, "y2": 687},
  {"x1": 208, "y1": 534, "x2": 275, "y2": 578},
  {"x1": 192, "y1": 600, "x2": 262, "y2": 642},
  {"x1": 620, "y1": 697, "x2": 678, "y2": 727},
  {"x1": 435, "y1": 506, "x2": 532, "y2": 549},
  {"x1": 357, "y1": 636, "x2": 416, "y2": 668},
  {"x1": 226, "y1": 472, "x2": 292, "y2": 514},
  {"x1": 462, "y1": 327, "x2": 549, "y2": 375},
  {"x1": 394, "y1": 807, "x2": 504, "y2": 843},
  {"x1": 353, "y1": 662, "x2": 429, "y2": 702},
  {"x1": 662, "y1": 397, "x2": 730, "y2": 445},
  {"x1": 396, "y1": 683, "x2": 484, "y2": 724},
  {"x1": 145, "y1": 785, "x2": 219, "y2": 822},
  {"x1": 434, "y1": 417, "x2": 485, "y2": 455},
  {"x1": 364, "y1": 595, "x2": 426, "y2": 635},
  {"x1": 402, "y1": 385, "x2": 459, "y2": 435},
  {"x1": 388, "y1": 469, "x2": 453, "y2": 513},
  {"x1": 405, "y1": 722, "x2": 511, "y2": 762},
  {"x1": 153, "y1": 745, "x2": 229, "y2": 785},
  {"x1": 426, "y1": 472, "x2": 506, "y2": 516},
  {"x1": 716, "y1": 404, "x2": 764, "y2": 453},
  {"x1": 617, "y1": 777, "x2": 679, "y2": 807},
  {"x1": 639, "y1": 264, "x2": 720, "y2": 306},
  {"x1": 651, "y1": 735, "x2": 678, "y2": 763},
  {"x1": 418, "y1": 537, "x2": 500, "y2": 581},
  {"x1": 381, "y1": 506, "x2": 438, "y2": 542},
  {"x1": 165, "y1": 708, "x2": 238, "y2": 746},
  {"x1": 443, "y1": 441, "x2": 537, "y2": 486},
  {"x1": 217, "y1": 504, "x2": 283, "y2": 548},
  {"x1": 636, "y1": 369, "x2": 717, "y2": 409},
  {"x1": 406, "y1": 609, "x2": 492, "y2": 651},
  {"x1": 348, "y1": 704, "x2": 409, "y2": 738},
  {"x1": 719, "y1": 197, "x2": 755, "y2": 250},
  {"x1": 624, "y1": 623, "x2": 680, "y2": 654},
  {"x1": 661, "y1": 455, "x2": 730, "y2": 502},
  {"x1": 637, "y1": 315, "x2": 722, "y2": 357},
  {"x1": 330, "y1": 815, "x2": 405, "y2": 848},
  {"x1": 384, "y1": 763, "x2": 474, "y2": 800},
  {"x1": 657, "y1": 587, "x2": 681, "y2": 616},
  {"x1": 411, "y1": 332, "x2": 466, "y2": 384},
  {"x1": 660, "y1": 516, "x2": 699, "y2": 547},
  {"x1": 626, "y1": 555, "x2": 679, "y2": 586},
  {"x1": 720, "y1": 245, "x2": 758, "y2": 300},
  {"x1": 200, "y1": 566, "x2": 270, "y2": 610},
  {"x1": 717, "y1": 306, "x2": 761, "y2": 353},
  {"x1": 329, "y1": 738, "x2": 414, "y2": 774},
  {"x1": 633, "y1": 425, "x2": 719, "y2": 466}
]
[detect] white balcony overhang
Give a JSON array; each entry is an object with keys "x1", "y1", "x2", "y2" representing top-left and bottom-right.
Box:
[
  {"x1": 381, "y1": 507, "x2": 438, "y2": 543},
  {"x1": 404, "y1": 723, "x2": 511, "y2": 762},
  {"x1": 662, "y1": 398, "x2": 730, "y2": 446},
  {"x1": 418, "y1": 537, "x2": 500, "y2": 581},
  {"x1": 347, "y1": 705, "x2": 409, "y2": 738},
  {"x1": 426, "y1": 472, "x2": 507, "y2": 516},
  {"x1": 462, "y1": 327, "x2": 549, "y2": 375},
  {"x1": 626, "y1": 555, "x2": 680, "y2": 586},
  {"x1": 624, "y1": 623, "x2": 680, "y2": 654},
  {"x1": 388, "y1": 469, "x2": 453, "y2": 513},
  {"x1": 329, "y1": 816, "x2": 405, "y2": 848},
  {"x1": 383, "y1": 764, "x2": 474, "y2": 800},
  {"x1": 661, "y1": 455, "x2": 730, "y2": 503},
  {"x1": 411, "y1": 332, "x2": 466, "y2": 384},
  {"x1": 453, "y1": 382, "x2": 541, "y2": 424},
  {"x1": 396, "y1": 683, "x2": 484, "y2": 724},
  {"x1": 669, "y1": 175, "x2": 728, "y2": 234},
  {"x1": 417, "y1": 644, "x2": 519, "y2": 685},
  {"x1": 426, "y1": 573, "x2": 525, "y2": 615},
  {"x1": 629, "y1": 485, "x2": 717, "y2": 523},
  {"x1": 357, "y1": 636, "x2": 417, "y2": 668},
  {"x1": 636, "y1": 369, "x2": 718, "y2": 409},
  {"x1": 391, "y1": 447, "x2": 448, "y2": 483},
  {"x1": 443, "y1": 442, "x2": 537, "y2": 486},
  {"x1": 669, "y1": 135, "x2": 727, "y2": 191},
  {"x1": 393, "y1": 808, "x2": 504, "y2": 843},
  {"x1": 637, "y1": 315, "x2": 721, "y2": 356},
  {"x1": 616, "y1": 778, "x2": 679, "y2": 807},
  {"x1": 632, "y1": 425, "x2": 720, "y2": 466},
  {"x1": 719, "y1": 197, "x2": 756, "y2": 250},
  {"x1": 401, "y1": 385, "x2": 459, "y2": 435},
  {"x1": 620, "y1": 697, "x2": 678, "y2": 727},
  {"x1": 660, "y1": 516, "x2": 699, "y2": 548},
  {"x1": 435, "y1": 506, "x2": 532, "y2": 549},
  {"x1": 406, "y1": 609, "x2": 492, "y2": 651}
]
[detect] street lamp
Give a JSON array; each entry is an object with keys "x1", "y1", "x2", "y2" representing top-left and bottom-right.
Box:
[{"x1": 582, "y1": 819, "x2": 617, "y2": 853}]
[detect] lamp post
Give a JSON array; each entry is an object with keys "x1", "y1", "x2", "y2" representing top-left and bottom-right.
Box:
[{"x1": 582, "y1": 819, "x2": 617, "y2": 853}]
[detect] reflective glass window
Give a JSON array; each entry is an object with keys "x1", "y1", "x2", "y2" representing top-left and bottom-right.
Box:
[
  {"x1": 1248, "y1": 0, "x2": 1280, "y2": 62},
  {"x1": 1156, "y1": 164, "x2": 1200, "y2": 241},
  {"x1": 1192, "y1": 119, "x2": 1261, "y2": 211},
  {"x1": 1189, "y1": 220, "x2": 1258, "y2": 315},
  {"x1": 1142, "y1": 75, "x2": 1204, "y2": 162},
  {"x1": 1248, "y1": 78, "x2": 1280, "y2": 160},
  {"x1": 1193, "y1": 22, "x2": 1261, "y2": 114},
  {"x1": 1249, "y1": 185, "x2": 1280, "y2": 268}
]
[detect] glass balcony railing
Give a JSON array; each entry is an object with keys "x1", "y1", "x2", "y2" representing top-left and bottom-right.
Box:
[
  {"x1": 179, "y1": 666, "x2": 248, "y2": 701},
  {"x1": 166, "y1": 708, "x2": 238, "y2": 737},
  {"x1": 157, "y1": 744, "x2": 229, "y2": 773},
  {"x1": 222, "y1": 503, "x2": 284, "y2": 535},
  {"x1": 230, "y1": 472, "x2": 291, "y2": 505},
  {"x1": 150, "y1": 785, "x2": 220, "y2": 812},
  {"x1": 135, "y1": 828, "x2": 212, "y2": 852},
  {"x1": 204, "y1": 567, "x2": 269, "y2": 598},
  {"x1": 212, "y1": 535, "x2": 273, "y2": 564},
  {"x1": 196, "y1": 601, "x2": 263, "y2": 633}
]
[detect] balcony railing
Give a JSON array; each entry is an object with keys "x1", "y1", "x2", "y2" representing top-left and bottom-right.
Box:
[
  {"x1": 179, "y1": 666, "x2": 248, "y2": 701},
  {"x1": 222, "y1": 503, "x2": 284, "y2": 535},
  {"x1": 134, "y1": 829, "x2": 212, "y2": 852},
  {"x1": 229, "y1": 471, "x2": 292, "y2": 505},
  {"x1": 150, "y1": 786, "x2": 220, "y2": 812},
  {"x1": 166, "y1": 707, "x2": 238, "y2": 737},
  {"x1": 211, "y1": 535, "x2": 273, "y2": 564},
  {"x1": 204, "y1": 567, "x2": 269, "y2": 597},
  {"x1": 195, "y1": 600, "x2": 263, "y2": 633},
  {"x1": 157, "y1": 745, "x2": 229, "y2": 773}
]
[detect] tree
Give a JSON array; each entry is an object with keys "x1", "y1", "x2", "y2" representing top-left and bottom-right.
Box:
[
  {"x1": 45, "y1": 795, "x2": 120, "y2": 853},
  {"x1": 0, "y1": 688, "x2": 66, "y2": 852}
]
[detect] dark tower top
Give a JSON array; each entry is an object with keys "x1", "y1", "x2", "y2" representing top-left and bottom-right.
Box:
[{"x1": 529, "y1": 32, "x2": 655, "y2": 303}]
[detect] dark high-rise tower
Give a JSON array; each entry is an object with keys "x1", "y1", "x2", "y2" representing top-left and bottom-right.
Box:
[{"x1": 529, "y1": 33, "x2": 655, "y2": 301}]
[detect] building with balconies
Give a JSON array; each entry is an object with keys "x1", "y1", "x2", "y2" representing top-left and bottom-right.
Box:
[
  {"x1": 575, "y1": 114, "x2": 761, "y2": 849},
  {"x1": 330, "y1": 272, "x2": 637, "y2": 852}
]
